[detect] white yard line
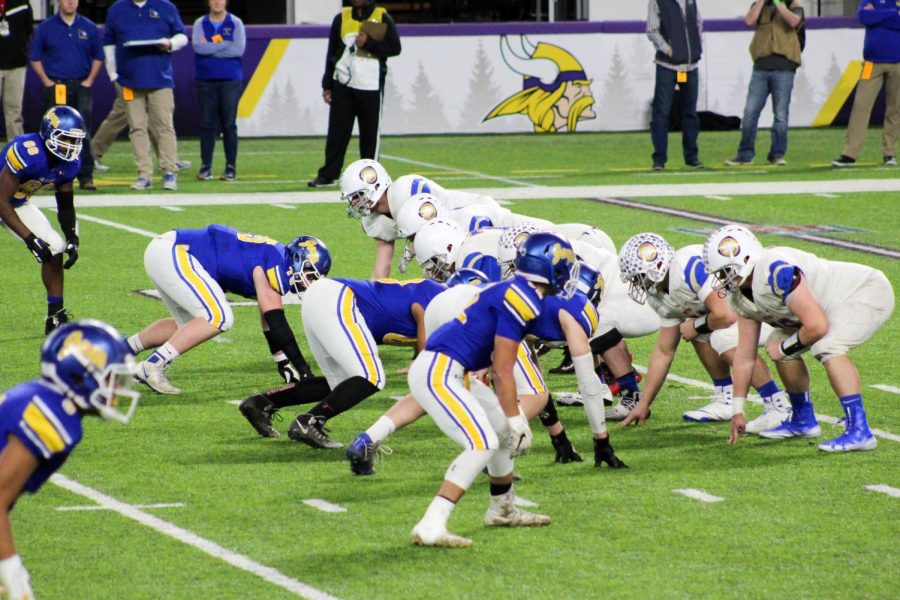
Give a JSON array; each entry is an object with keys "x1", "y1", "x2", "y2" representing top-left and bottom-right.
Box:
[
  {"x1": 673, "y1": 489, "x2": 724, "y2": 503},
  {"x1": 32, "y1": 177, "x2": 900, "y2": 209},
  {"x1": 302, "y1": 499, "x2": 347, "y2": 514},
  {"x1": 273, "y1": 204, "x2": 297, "y2": 210},
  {"x1": 161, "y1": 206, "x2": 185, "y2": 212},
  {"x1": 51, "y1": 474, "x2": 338, "y2": 600},
  {"x1": 871, "y1": 384, "x2": 900, "y2": 394},
  {"x1": 58, "y1": 502, "x2": 187, "y2": 511},
  {"x1": 864, "y1": 484, "x2": 900, "y2": 498},
  {"x1": 379, "y1": 153, "x2": 538, "y2": 187},
  {"x1": 815, "y1": 193, "x2": 840, "y2": 199},
  {"x1": 705, "y1": 195, "x2": 731, "y2": 201}
]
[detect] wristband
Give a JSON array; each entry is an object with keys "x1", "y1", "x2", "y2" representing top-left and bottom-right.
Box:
[
  {"x1": 693, "y1": 314, "x2": 712, "y2": 334},
  {"x1": 780, "y1": 332, "x2": 808, "y2": 357},
  {"x1": 732, "y1": 396, "x2": 746, "y2": 416}
]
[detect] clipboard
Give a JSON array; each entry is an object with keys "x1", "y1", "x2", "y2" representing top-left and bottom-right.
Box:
[{"x1": 355, "y1": 21, "x2": 386, "y2": 59}]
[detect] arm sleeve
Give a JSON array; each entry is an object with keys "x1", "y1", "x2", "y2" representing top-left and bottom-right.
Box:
[
  {"x1": 262, "y1": 309, "x2": 311, "y2": 374},
  {"x1": 218, "y1": 18, "x2": 246, "y2": 58},
  {"x1": 361, "y1": 13, "x2": 401, "y2": 58},
  {"x1": 857, "y1": 1, "x2": 896, "y2": 25},
  {"x1": 103, "y1": 45, "x2": 117, "y2": 81},
  {"x1": 192, "y1": 18, "x2": 219, "y2": 55},
  {"x1": 56, "y1": 189, "x2": 77, "y2": 240},
  {"x1": 321, "y1": 14, "x2": 343, "y2": 90},
  {"x1": 170, "y1": 33, "x2": 189, "y2": 52}
]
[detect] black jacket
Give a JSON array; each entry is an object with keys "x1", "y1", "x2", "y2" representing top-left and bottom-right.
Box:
[
  {"x1": 321, "y1": 2, "x2": 401, "y2": 91},
  {"x1": 0, "y1": 0, "x2": 33, "y2": 70}
]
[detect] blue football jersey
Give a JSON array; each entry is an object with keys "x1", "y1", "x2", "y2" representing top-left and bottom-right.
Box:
[
  {"x1": 427, "y1": 276, "x2": 543, "y2": 371},
  {"x1": 528, "y1": 291, "x2": 599, "y2": 343},
  {"x1": 0, "y1": 381, "x2": 84, "y2": 493},
  {"x1": 174, "y1": 225, "x2": 291, "y2": 298},
  {"x1": 335, "y1": 278, "x2": 446, "y2": 344},
  {"x1": 2, "y1": 134, "x2": 81, "y2": 207}
]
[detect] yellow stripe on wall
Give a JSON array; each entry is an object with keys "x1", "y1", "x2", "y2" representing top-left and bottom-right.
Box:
[
  {"x1": 238, "y1": 39, "x2": 291, "y2": 119},
  {"x1": 23, "y1": 403, "x2": 66, "y2": 453},
  {"x1": 812, "y1": 61, "x2": 864, "y2": 128}
]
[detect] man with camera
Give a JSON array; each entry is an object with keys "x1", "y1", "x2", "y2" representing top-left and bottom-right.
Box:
[{"x1": 725, "y1": 0, "x2": 803, "y2": 167}]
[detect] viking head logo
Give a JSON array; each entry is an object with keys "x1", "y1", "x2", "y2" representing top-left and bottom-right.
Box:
[
  {"x1": 637, "y1": 242, "x2": 658, "y2": 262},
  {"x1": 717, "y1": 237, "x2": 741, "y2": 258},
  {"x1": 485, "y1": 35, "x2": 596, "y2": 133}
]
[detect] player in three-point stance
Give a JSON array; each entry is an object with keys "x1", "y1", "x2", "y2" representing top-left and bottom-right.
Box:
[
  {"x1": 704, "y1": 224, "x2": 894, "y2": 452},
  {"x1": 0, "y1": 320, "x2": 140, "y2": 600}
]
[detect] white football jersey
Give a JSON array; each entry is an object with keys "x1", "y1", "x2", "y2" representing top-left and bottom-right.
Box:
[
  {"x1": 424, "y1": 284, "x2": 480, "y2": 338},
  {"x1": 552, "y1": 223, "x2": 617, "y2": 255},
  {"x1": 450, "y1": 203, "x2": 553, "y2": 232},
  {"x1": 735, "y1": 246, "x2": 878, "y2": 329},
  {"x1": 646, "y1": 245, "x2": 714, "y2": 327},
  {"x1": 452, "y1": 227, "x2": 504, "y2": 270}
]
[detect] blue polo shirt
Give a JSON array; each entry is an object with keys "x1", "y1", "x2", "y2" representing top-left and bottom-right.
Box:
[
  {"x1": 29, "y1": 13, "x2": 103, "y2": 81},
  {"x1": 103, "y1": 0, "x2": 185, "y2": 89}
]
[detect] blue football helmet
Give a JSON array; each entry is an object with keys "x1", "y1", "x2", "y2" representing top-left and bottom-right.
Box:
[
  {"x1": 40, "y1": 105, "x2": 86, "y2": 162},
  {"x1": 514, "y1": 232, "x2": 577, "y2": 296},
  {"x1": 446, "y1": 267, "x2": 490, "y2": 288},
  {"x1": 574, "y1": 261, "x2": 605, "y2": 305},
  {"x1": 40, "y1": 320, "x2": 140, "y2": 423},
  {"x1": 287, "y1": 235, "x2": 332, "y2": 294}
]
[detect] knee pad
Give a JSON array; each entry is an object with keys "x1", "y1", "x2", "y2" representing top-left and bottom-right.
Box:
[
  {"x1": 590, "y1": 328, "x2": 623, "y2": 355},
  {"x1": 538, "y1": 395, "x2": 559, "y2": 427}
]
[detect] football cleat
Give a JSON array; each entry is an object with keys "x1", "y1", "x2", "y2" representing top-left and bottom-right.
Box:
[
  {"x1": 549, "y1": 348, "x2": 573, "y2": 374},
  {"x1": 683, "y1": 398, "x2": 732, "y2": 422},
  {"x1": 135, "y1": 360, "x2": 181, "y2": 395},
  {"x1": 346, "y1": 432, "x2": 380, "y2": 475},
  {"x1": 484, "y1": 493, "x2": 551, "y2": 527},
  {"x1": 746, "y1": 393, "x2": 792, "y2": 434},
  {"x1": 759, "y1": 418, "x2": 821, "y2": 440},
  {"x1": 604, "y1": 389, "x2": 639, "y2": 421},
  {"x1": 288, "y1": 414, "x2": 343, "y2": 449},
  {"x1": 239, "y1": 394, "x2": 281, "y2": 438},
  {"x1": 45, "y1": 308, "x2": 71, "y2": 335},
  {"x1": 410, "y1": 521, "x2": 472, "y2": 548},
  {"x1": 818, "y1": 429, "x2": 877, "y2": 453},
  {"x1": 593, "y1": 437, "x2": 628, "y2": 469}
]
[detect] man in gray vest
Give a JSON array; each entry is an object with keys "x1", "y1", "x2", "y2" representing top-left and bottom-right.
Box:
[{"x1": 647, "y1": 0, "x2": 703, "y2": 171}]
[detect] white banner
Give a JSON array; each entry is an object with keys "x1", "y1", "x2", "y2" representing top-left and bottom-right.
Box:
[{"x1": 237, "y1": 28, "x2": 865, "y2": 137}]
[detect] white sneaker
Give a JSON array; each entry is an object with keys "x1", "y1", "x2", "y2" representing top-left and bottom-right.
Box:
[
  {"x1": 136, "y1": 360, "x2": 181, "y2": 395},
  {"x1": 94, "y1": 160, "x2": 111, "y2": 173},
  {"x1": 410, "y1": 521, "x2": 472, "y2": 548},
  {"x1": 682, "y1": 398, "x2": 732, "y2": 422},
  {"x1": 484, "y1": 493, "x2": 550, "y2": 527},
  {"x1": 604, "y1": 391, "x2": 638, "y2": 421},
  {"x1": 746, "y1": 393, "x2": 792, "y2": 434}
]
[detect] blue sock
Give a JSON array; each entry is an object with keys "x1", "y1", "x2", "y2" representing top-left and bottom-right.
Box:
[
  {"x1": 47, "y1": 295, "x2": 64, "y2": 316},
  {"x1": 712, "y1": 376, "x2": 733, "y2": 388},
  {"x1": 788, "y1": 391, "x2": 815, "y2": 421},
  {"x1": 755, "y1": 380, "x2": 781, "y2": 400},
  {"x1": 616, "y1": 371, "x2": 640, "y2": 394}
]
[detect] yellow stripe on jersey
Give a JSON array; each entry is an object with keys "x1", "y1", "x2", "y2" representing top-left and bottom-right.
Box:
[
  {"x1": 516, "y1": 344, "x2": 547, "y2": 394},
  {"x1": 582, "y1": 301, "x2": 599, "y2": 336},
  {"x1": 6, "y1": 146, "x2": 25, "y2": 172},
  {"x1": 339, "y1": 289, "x2": 381, "y2": 386},
  {"x1": 504, "y1": 286, "x2": 537, "y2": 322},
  {"x1": 266, "y1": 267, "x2": 283, "y2": 295},
  {"x1": 174, "y1": 245, "x2": 226, "y2": 329},
  {"x1": 23, "y1": 402, "x2": 66, "y2": 453},
  {"x1": 430, "y1": 354, "x2": 487, "y2": 450}
]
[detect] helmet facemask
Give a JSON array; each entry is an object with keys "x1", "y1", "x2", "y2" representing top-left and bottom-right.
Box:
[
  {"x1": 46, "y1": 129, "x2": 85, "y2": 162},
  {"x1": 422, "y1": 255, "x2": 454, "y2": 283}
]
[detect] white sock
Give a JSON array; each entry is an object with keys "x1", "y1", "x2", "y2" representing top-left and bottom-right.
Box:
[
  {"x1": 127, "y1": 334, "x2": 145, "y2": 354},
  {"x1": 422, "y1": 495, "x2": 455, "y2": 529},
  {"x1": 148, "y1": 342, "x2": 180, "y2": 366},
  {"x1": 366, "y1": 416, "x2": 396, "y2": 444},
  {"x1": 714, "y1": 384, "x2": 733, "y2": 404}
]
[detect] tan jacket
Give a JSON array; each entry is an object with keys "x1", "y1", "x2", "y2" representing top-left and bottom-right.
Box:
[{"x1": 749, "y1": 2, "x2": 802, "y2": 66}]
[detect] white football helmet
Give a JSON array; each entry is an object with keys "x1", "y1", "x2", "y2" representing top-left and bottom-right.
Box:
[
  {"x1": 340, "y1": 159, "x2": 392, "y2": 219},
  {"x1": 498, "y1": 224, "x2": 540, "y2": 279},
  {"x1": 703, "y1": 224, "x2": 763, "y2": 295},
  {"x1": 395, "y1": 193, "x2": 450, "y2": 238},
  {"x1": 414, "y1": 219, "x2": 466, "y2": 283},
  {"x1": 618, "y1": 233, "x2": 675, "y2": 304}
]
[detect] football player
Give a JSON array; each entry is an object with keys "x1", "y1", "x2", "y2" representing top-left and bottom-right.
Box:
[
  {"x1": 241, "y1": 276, "x2": 445, "y2": 449},
  {"x1": 0, "y1": 106, "x2": 86, "y2": 334},
  {"x1": 0, "y1": 320, "x2": 140, "y2": 600},
  {"x1": 407, "y1": 232, "x2": 581, "y2": 547},
  {"x1": 704, "y1": 225, "x2": 894, "y2": 452},
  {"x1": 339, "y1": 159, "x2": 550, "y2": 278},
  {"x1": 128, "y1": 226, "x2": 328, "y2": 395},
  {"x1": 616, "y1": 233, "x2": 790, "y2": 431}
]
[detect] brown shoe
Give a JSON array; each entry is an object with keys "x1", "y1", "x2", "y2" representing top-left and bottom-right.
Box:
[{"x1": 79, "y1": 180, "x2": 97, "y2": 191}]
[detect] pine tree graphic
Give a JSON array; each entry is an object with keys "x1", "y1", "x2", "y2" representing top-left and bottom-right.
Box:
[
  {"x1": 791, "y1": 68, "x2": 819, "y2": 123},
  {"x1": 821, "y1": 54, "x2": 843, "y2": 105},
  {"x1": 381, "y1": 72, "x2": 409, "y2": 135},
  {"x1": 458, "y1": 41, "x2": 503, "y2": 130},
  {"x1": 407, "y1": 62, "x2": 450, "y2": 133},
  {"x1": 263, "y1": 82, "x2": 284, "y2": 136},
  {"x1": 598, "y1": 46, "x2": 638, "y2": 128}
]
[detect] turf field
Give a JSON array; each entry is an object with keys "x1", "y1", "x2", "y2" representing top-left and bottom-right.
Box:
[{"x1": 1, "y1": 129, "x2": 898, "y2": 599}]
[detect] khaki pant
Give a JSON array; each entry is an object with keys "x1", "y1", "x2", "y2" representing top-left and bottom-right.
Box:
[
  {"x1": 118, "y1": 84, "x2": 178, "y2": 178},
  {"x1": 0, "y1": 66, "x2": 25, "y2": 139},
  {"x1": 842, "y1": 61, "x2": 900, "y2": 159},
  {"x1": 92, "y1": 94, "x2": 128, "y2": 159}
]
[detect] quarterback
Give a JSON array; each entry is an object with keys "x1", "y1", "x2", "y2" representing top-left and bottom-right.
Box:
[
  {"x1": 0, "y1": 320, "x2": 140, "y2": 600},
  {"x1": 128, "y1": 226, "x2": 328, "y2": 395},
  {"x1": 704, "y1": 225, "x2": 894, "y2": 452},
  {"x1": 0, "y1": 106, "x2": 86, "y2": 334}
]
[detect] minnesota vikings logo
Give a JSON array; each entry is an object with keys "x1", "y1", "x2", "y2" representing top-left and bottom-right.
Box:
[
  {"x1": 486, "y1": 35, "x2": 596, "y2": 133},
  {"x1": 418, "y1": 201, "x2": 437, "y2": 220},
  {"x1": 360, "y1": 166, "x2": 378, "y2": 184},
  {"x1": 717, "y1": 237, "x2": 741, "y2": 258},
  {"x1": 637, "y1": 242, "x2": 658, "y2": 262}
]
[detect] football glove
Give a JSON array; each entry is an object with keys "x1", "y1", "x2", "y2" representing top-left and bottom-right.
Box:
[
  {"x1": 63, "y1": 236, "x2": 79, "y2": 269},
  {"x1": 0, "y1": 554, "x2": 35, "y2": 600},
  {"x1": 24, "y1": 233, "x2": 52, "y2": 264},
  {"x1": 550, "y1": 433, "x2": 583, "y2": 464},
  {"x1": 593, "y1": 437, "x2": 628, "y2": 469},
  {"x1": 276, "y1": 359, "x2": 301, "y2": 384},
  {"x1": 398, "y1": 241, "x2": 415, "y2": 274},
  {"x1": 507, "y1": 412, "x2": 533, "y2": 458}
]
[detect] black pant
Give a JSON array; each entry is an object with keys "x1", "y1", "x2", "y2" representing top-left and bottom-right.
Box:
[
  {"x1": 318, "y1": 82, "x2": 382, "y2": 181},
  {"x1": 197, "y1": 79, "x2": 242, "y2": 170},
  {"x1": 43, "y1": 81, "x2": 95, "y2": 181}
]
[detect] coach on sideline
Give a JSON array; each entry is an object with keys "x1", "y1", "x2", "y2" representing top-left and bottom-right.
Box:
[
  {"x1": 103, "y1": 0, "x2": 188, "y2": 191},
  {"x1": 307, "y1": 0, "x2": 401, "y2": 188},
  {"x1": 29, "y1": 0, "x2": 104, "y2": 191}
]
